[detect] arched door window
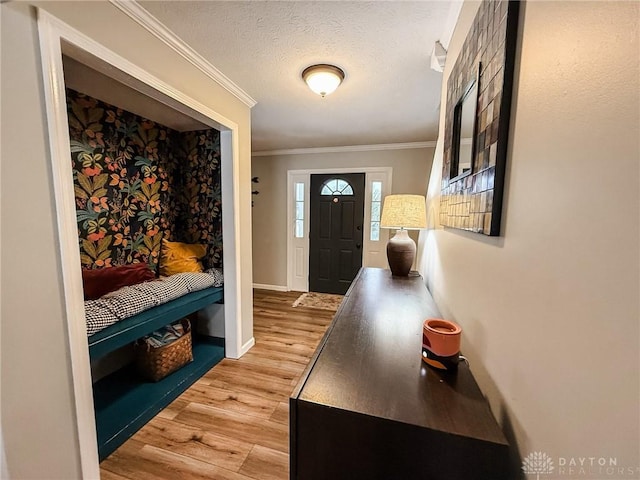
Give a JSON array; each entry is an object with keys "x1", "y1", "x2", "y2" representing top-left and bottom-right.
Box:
[{"x1": 320, "y1": 178, "x2": 354, "y2": 196}]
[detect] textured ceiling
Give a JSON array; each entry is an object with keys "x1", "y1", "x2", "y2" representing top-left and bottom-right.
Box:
[{"x1": 139, "y1": 1, "x2": 453, "y2": 152}]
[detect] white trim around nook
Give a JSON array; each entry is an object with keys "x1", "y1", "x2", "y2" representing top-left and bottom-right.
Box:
[{"x1": 37, "y1": 9, "x2": 246, "y2": 477}]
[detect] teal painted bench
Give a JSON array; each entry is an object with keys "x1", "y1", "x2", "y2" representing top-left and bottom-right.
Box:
[
  {"x1": 88, "y1": 286, "x2": 224, "y2": 361},
  {"x1": 88, "y1": 285, "x2": 225, "y2": 459}
]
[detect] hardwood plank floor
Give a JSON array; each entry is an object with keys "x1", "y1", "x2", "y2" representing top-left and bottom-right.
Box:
[{"x1": 100, "y1": 289, "x2": 336, "y2": 480}]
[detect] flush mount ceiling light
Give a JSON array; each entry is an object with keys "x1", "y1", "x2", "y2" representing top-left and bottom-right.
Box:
[{"x1": 302, "y1": 64, "x2": 345, "y2": 97}]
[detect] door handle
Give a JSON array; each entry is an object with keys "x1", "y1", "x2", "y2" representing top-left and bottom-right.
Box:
[{"x1": 356, "y1": 244, "x2": 362, "y2": 249}]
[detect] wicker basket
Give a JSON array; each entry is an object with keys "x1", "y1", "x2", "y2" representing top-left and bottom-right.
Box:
[{"x1": 134, "y1": 319, "x2": 193, "y2": 382}]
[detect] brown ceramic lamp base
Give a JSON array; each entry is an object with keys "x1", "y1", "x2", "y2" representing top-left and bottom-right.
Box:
[{"x1": 386, "y1": 229, "x2": 415, "y2": 276}]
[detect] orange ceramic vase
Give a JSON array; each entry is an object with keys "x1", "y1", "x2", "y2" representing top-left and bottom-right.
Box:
[{"x1": 422, "y1": 318, "x2": 462, "y2": 371}]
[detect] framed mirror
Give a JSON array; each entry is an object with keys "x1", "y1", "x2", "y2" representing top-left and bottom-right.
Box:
[
  {"x1": 440, "y1": 0, "x2": 520, "y2": 236},
  {"x1": 450, "y1": 67, "x2": 479, "y2": 181}
]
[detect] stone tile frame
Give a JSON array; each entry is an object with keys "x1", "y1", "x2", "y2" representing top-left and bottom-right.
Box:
[{"x1": 440, "y1": 0, "x2": 520, "y2": 236}]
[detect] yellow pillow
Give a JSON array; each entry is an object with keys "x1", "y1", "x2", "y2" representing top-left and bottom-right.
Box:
[{"x1": 159, "y1": 239, "x2": 207, "y2": 276}]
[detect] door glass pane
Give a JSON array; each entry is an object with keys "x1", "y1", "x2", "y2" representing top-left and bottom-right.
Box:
[
  {"x1": 336, "y1": 179, "x2": 353, "y2": 195},
  {"x1": 371, "y1": 222, "x2": 380, "y2": 241},
  {"x1": 296, "y1": 182, "x2": 304, "y2": 202},
  {"x1": 296, "y1": 201, "x2": 304, "y2": 221},
  {"x1": 321, "y1": 178, "x2": 354, "y2": 195},
  {"x1": 295, "y1": 219, "x2": 304, "y2": 238},
  {"x1": 371, "y1": 202, "x2": 381, "y2": 221},
  {"x1": 372, "y1": 181, "x2": 382, "y2": 202}
]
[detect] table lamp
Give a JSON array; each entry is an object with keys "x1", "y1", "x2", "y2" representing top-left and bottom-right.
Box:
[{"x1": 380, "y1": 194, "x2": 427, "y2": 276}]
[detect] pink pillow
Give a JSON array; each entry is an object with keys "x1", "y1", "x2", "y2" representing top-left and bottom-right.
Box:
[{"x1": 82, "y1": 263, "x2": 155, "y2": 300}]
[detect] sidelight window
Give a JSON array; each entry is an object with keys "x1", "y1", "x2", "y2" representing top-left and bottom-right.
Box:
[
  {"x1": 370, "y1": 181, "x2": 382, "y2": 241},
  {"x1": 295, "y1": 182, "x2": 305, "y2": 238}
]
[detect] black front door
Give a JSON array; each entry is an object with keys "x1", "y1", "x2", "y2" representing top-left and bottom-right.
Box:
[{"x1": 309, "y1": 173, "x2": 365, "y2": 294}]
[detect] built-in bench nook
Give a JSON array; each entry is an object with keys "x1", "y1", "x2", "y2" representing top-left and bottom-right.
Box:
[{"x1": 66, "y1": 86, "x2": 227, "y2": 459}]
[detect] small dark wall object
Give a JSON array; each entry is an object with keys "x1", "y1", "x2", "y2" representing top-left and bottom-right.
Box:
[
  {"x1": 440, "y1": 0, "x2": 520, "y2": 236},
  {"x1": 251, "y1": 176, "x2": 259, "y2": 206}
]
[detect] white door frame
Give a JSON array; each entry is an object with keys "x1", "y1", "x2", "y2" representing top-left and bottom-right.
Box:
[
  {"x1": 286, "y1": 167, "x2": 392, "y2": 292},
  {"x1": 37, "y1": 10, "x2": 245, "y2": 477}
]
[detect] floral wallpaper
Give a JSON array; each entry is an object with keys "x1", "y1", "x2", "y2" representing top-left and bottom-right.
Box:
[
  {"x1": 66, "y1": 89, "x2": 222, "y2": 272},
  {"x1": 170, "y1": 129, "x2": 223, "y2": 269}
]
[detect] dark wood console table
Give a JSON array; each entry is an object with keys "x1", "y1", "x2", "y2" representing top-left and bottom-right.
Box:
[{"x1": 290, "y1": 267, "x2": 510, "y2": 480}]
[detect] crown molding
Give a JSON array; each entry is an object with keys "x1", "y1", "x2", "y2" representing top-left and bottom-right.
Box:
[
  {"x1": 253, "y1": 141, "x2": 436, "y2": 157},
  {"x1": 109, "y1": 0, "x2": 257, "y2": 108}
]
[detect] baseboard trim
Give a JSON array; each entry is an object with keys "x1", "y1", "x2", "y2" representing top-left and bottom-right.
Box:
[
  {"x1": 240, "y1": 337, "x2": 255, "y2": 356},
  {"x1": 253, "y1": 283, "x2": 288, "y2": 292}
]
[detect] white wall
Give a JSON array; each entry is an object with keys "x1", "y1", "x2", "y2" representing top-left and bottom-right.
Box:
[
  {"x1": 419, "y1": 0, "x2": 639, "y2": 474},
  {"x1": 1, "y1": 4, "x2": 83, "y2": 477},
  {"x1": 252, "y1": 147, "x2": 433, "y2": 288},
  {"x1": 1, "y1": 2, "x2": 254, "y2": 477}
]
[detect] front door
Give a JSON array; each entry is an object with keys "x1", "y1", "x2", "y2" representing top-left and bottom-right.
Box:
[{"x1": 309, "y1": 173, "x2": 365, "y2": 294}]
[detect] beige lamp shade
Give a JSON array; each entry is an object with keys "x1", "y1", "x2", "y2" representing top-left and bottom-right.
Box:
[{"x1": 380, "y1": 195, "x2": 427, "y2": 230}]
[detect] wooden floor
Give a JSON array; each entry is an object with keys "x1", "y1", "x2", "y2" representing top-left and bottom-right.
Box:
[{"x1": 100, "y1": 289, "x2": 336, "y2": 480}]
